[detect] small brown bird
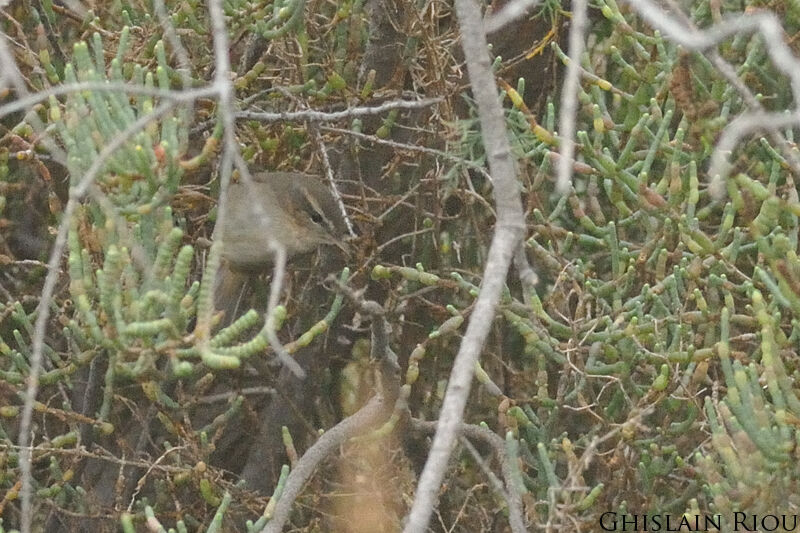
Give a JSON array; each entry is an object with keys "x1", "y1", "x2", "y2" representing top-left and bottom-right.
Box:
[{"x1": 213, "y1": 171, "x2": 349, "y2": 324}]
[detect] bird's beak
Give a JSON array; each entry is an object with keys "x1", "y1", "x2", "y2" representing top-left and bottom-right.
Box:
[{"x1": 328, "y1": 236, "x2": 352, "y2": 259}]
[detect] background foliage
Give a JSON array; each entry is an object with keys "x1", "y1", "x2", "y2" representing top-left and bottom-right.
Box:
[{"x1": 2, "y1": 0, "x2": 800, "y2": 531}]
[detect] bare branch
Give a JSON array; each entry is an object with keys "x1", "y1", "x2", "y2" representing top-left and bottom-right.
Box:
[
  {"x1": 311, "y1": 126, "x2": 356, "y2": 237},
  {"x1": 410, "y1": 419, "x2": 527, "y2": 533},
  {"x1": 401, "y1": 0, "x2": 526, "y2": 530},
  {"x1": 320, "y1": 125, "x2": 494, "y2": 181},
  {"x1": 555, "y1": 0, "x2": 589, "y2": 195},
  {"x1": 17, "y1": 99, "x2": 184, "y2": 533},
  {"x1": 484, "y1": 0, "x2": 541, "y2": 35},
  {"x1": 236, "y1": 97, "x2": 442, "y2": 123},
  {"x1": 192, "y1": 0, "x2": 240, "y2": 350},
  {"x1": 258, "y1": 394, "x2": 389, "y2": 533},
  {"x1": 0, "y1": 81, "x2": 213, "y2": 120},
  {"x1": 622, "y1": 0, "x2": 800, "y2": 197},
  {"x1": 709, "y1": 111, "x2": 800, "y2": 197},
  {"x1": 265, "y1": 244, "x2": 306, "y2": 378},
  {"x1": 259, "y1": 292, "x2": 397, "y2": 533},
  {"x1": 152, "y1": 0, "x2": 192, "y2": 86}
]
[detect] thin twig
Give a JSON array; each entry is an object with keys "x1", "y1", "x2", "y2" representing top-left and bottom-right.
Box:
[
  {"x1": 196, "y1": 386, "x2": 276, "y2": 405},
  {"x1": 622, "y1": 0, "x2": 800, "y2": 197},
  {"x1": 320, "y1": 125, "x2": 494, "y2": 182},
  {"x1": 17, "y1": 99, "x2": 184, "y2": 533},
  {"x1": 555, "y1": 0, "x2": 588, "y2": 195},
  {"x1": 661, "y1": 0, "x2": 800, "y2": 199},
  {"x1": 265, "y1": 244, "x2": 305, "y2": 378},
  {"x1": 236, "y1": 97, "x2": 442, "y2": 122},
  {"x1": 709, "y1": 111, "x2": 800, "y2": 198},
  {"x1": 0, "y1": 81, "x2": 212, "y2": 120},
  {"x1": 193, "y1": 0, "x2": 239, "y2": 354},
  {"x1": 152, "y1": 0, "x2": 193, "y2": 86},
  {"x1": 311, "y1": 127, "x2": 356, "y2": 237},
  {"x1": 484, "y1": 0, "x2": 541, "y2": 35}
]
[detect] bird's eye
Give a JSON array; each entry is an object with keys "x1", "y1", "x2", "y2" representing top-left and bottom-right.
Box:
[{"x1": 309, "y1": 210, "x2": 325, "y2": 225}]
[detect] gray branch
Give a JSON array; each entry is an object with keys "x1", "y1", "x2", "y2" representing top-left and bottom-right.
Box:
[
  {"x1": 622, "y1": 0, "x2": 800, "y2": 197},
  {"x1": 401, "y1": 0, "x2": 526, "y2": 530},
  {"x1": 236, "y1": 97, "x2": 442, "y2": 123},
  {"x1": 411, "y1": 419, "x2": 527, "y2": 533},
  {"x1": 260, "y1": 299, "x2": 396, "y2": 533},
  {"x1": 555, "y1": 0, "x2": 588, "y2": 195}
]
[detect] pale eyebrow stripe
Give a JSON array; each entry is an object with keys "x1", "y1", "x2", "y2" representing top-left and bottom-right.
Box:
[{"x1": 301, "y1": 187, "x2": 336, "y2": 232}]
